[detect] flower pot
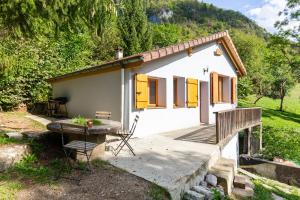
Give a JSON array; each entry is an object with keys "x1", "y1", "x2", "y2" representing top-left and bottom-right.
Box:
[{"x1": 87, "y1": 120, "x2": 93, "y2": 128}]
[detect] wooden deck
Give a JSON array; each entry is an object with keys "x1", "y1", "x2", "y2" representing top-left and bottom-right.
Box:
[{"x1": 160, "y1": 125, "x2": 217, "y2": 144}]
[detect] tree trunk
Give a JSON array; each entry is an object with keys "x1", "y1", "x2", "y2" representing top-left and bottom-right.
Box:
[
  {"x1": 279, "y1": 96, "x2": 284, "y2": 111},
  {"x1": 253, "y1": 96, "x2": 263, "y2": 104},
  {"x1": 279, "y1": 82, "x2": 286, "y2": 111}
]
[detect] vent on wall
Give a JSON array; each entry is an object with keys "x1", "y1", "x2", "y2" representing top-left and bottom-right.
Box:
[{"x1": 214, "y1": 48, "x2": 223, "y2": 56}]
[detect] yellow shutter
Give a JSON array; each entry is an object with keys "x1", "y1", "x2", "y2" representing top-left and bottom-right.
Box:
[
  {"x1": 211, "y1": 72, "x2": 219, "y2": 104},
  {"x1": 231, "y1": 77, "x2": 237, "y2": 103},
  {"x1": 135, "y1": 74, "x2": 148, "y2": 109},
  {"x1": 187, "y1": 78, "x2": 198, "y2": 108}
]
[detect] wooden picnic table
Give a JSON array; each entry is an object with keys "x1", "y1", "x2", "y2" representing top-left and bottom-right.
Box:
[{"x1": 47, "y1": 119, "x2": 121, "y2": 159}]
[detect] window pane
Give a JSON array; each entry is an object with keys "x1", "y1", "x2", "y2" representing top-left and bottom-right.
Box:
[
  {"x1": 218, "y1": 77, "x2": 223, "y2": 102},
  {"x1": 149, "y1": 79, "x2": 157, "y2": 105}
]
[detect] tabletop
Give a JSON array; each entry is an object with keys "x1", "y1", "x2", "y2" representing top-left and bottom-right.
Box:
[{"x1": 47, "y1": 118, "x2": 121, "y2": 135}]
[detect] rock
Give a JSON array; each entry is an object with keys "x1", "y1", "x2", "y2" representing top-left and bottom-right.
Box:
[
  {"x1": 0, "y1": 144, "x2": 31, "y2": 171},
  {"x1": 22, "y1": 131, "x2": 50, "y2": 139},
  {"x1": 5, "y1": 132, "x2": 23, "y2": 140},
  {"x1": 205, "y1": 174, "x2": 218, "y2": 186},
  {"x1": 199, "y1": 180, "x2": 208, "y2": 187},
  {"x1": 183, "y1": 190, "x2": 205, "y2": 200},
  {"x1": 215, "y1": 186, "x2": 225, "y2": 198},
  {"x1": 272, "y1": 193, "x2": 284, "y2": 200},
  {"x1": 191, "y1": 186, "x2": 214, "y2": 200}
]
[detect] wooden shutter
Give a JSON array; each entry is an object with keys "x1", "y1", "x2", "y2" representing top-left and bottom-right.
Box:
[
  {"x1": 135, "y1": 74, "x2": 148, "y2": 109},
  {"x1": 187, "y1": 78, "x2": 198, "y2": 107},
  {"x1": 210, "y1": 72, "x2": 219, "y2": 104},
  {"x1": 231, "y1": 77, "x2": 237, "y2": 103}
]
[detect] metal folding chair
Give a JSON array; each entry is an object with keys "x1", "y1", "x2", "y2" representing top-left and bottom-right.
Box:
[
  {"x1": 58, "y1": 123, "x2": 97, "y2": 181},
  {"x1": 95, "y1": 111, "x2": 112, "y2": 120},
  {"x1": 113, "y1": 115, "x2": 139, "y2": 156}
]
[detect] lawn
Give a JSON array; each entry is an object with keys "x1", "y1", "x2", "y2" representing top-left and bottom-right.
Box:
[
  {"x1": 239, "y1": 84, "x2": 300, "y2": 163},
  {"x1": 239, "y1": 84, "x2": 300, "y2": 129}
]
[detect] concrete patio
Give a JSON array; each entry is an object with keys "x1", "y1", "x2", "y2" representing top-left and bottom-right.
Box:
[
  {"x1": 102, "y1": 133, "x2": 220, "y2": 200},
  {"x1": 161, "y1": 125, "x2": 217, "y2": 144}
]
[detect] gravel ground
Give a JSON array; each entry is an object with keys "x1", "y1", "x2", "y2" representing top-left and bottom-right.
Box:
[{"x1": 16, "y1": 164, "x2": 164, "y2": 200}]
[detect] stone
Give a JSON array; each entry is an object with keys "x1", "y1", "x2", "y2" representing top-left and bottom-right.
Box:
[
  {"x1": 215, "y1": 186, "x2": 225, "y2": 198},
  {"x1": 22, "y1": 131, "x2": 50, "y2": 139},
  {"x1": 272, "y1": 193, "x2": 284, "y2": 200},
  {"x1": 0, "y1": 144, "x2": 31, "y2": 171},
  {"x1": 5, "y1": 132, "x2": 23, "y2": 140},
  {"x1": 191, "y1": 186, "x2": 214, "y2": 200},
  {"x1": 199, "y1": 180, "x2": 208, "y2": 187},
  {"x1": 205, "y1": 174, "x2": 218, "y2": 186},
  {"x1": 183, "y1": 190, "x2": 205, "y2": 200}
]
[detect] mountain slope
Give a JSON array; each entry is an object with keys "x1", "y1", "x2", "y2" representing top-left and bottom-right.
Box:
[{"x1": 147, "y1": 0, "x2": 269, "y2": 40}]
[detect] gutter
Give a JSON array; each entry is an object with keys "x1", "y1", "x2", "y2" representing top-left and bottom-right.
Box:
[{"x1": 46, "y1": 56, "x2": 144, "y2": 83}]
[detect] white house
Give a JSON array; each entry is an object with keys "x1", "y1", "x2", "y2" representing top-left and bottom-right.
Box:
[{"x1": 48, "y1": 31, "x2": 248, "y2": 141}]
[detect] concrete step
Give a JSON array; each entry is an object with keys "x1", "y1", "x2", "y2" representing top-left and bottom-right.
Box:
[
  {"x1": 232, "y1": 186, "x2": 254, "y2": 199},
  {"x1": 217, "y1": 157, "x2": 237, "y2": 174},
  {"x1": 234, "y1": 175, "x2": 246, "y2": 189},
  {"x1": 233, "y1": 174, "x2": 254, "y2": 189},
  {"x1": 208, "y1": 157, "x2": 236, "y2": 194}
]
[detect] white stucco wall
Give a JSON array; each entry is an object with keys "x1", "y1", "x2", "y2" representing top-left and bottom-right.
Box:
[
  {"x1": 126, "y1": 42, "x2": 238, "y2": 137},
  {"x1": 221, "y1": 134, "x2": 239, "y2": 166},
  {"x1": 52, "y1": 70, "x2": 121, "y2": 121}
]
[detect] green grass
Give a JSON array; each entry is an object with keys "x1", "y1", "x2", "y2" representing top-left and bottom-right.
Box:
[
  {"x1": 252, "y1": 179, "x2": 300, "y2": 200},
  {"x1": 149, "y1": 184, "x2": 171, "y2": 200},
  {"x1": 0, "y1": 131, "x2": 23, "y2": 145},
  {"x1": 72, "y1": 115, "x2": 102, "y2": 126},
  {"x1": 239, "y1": 84, "x2": 300, "y2": 129},
  {"x1": 0, "y1": 181, "x2": 22, "y2": 200}
]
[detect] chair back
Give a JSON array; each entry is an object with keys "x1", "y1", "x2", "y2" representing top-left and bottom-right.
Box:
[
  {"x1": 95, "y1": 111, "x2": 112, "y2": 120},
  {"x1": 129, "y1": 115, "x2": 139, "y2": 135},
  {"x1": 60, "y1": 122, "x2": 89, "y2": 146}
]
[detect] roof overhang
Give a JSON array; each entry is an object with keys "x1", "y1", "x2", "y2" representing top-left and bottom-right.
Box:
[{"x1": 47, "y1": 30, "x2": 246, "y2": 83}]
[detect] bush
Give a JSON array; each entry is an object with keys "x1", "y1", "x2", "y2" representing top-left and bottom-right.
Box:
[
  {"x1": 262, "y1": 126, "x2": 300, "y2": 162},
  {"x1": 0, "y1": 34, "x2": 95, "y2": 110}
]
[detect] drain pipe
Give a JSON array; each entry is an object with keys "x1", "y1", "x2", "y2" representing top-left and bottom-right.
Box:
[{"x1": 121, "y1": 67, "x2": 125, "y2": 130}]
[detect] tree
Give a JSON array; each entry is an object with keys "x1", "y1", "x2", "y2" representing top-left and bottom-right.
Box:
[
  {"x1": 231, "y1": 30, "x2": 272, "y2": 103},
  {"x1": 266, "y1": 35, "x2": 299, "y2": 111},
  {"x1": 118, "y1": 0, "x2": 152, "y2": 55},
  {"x1": 0, "y1": 0, "x2": 117, "y2": 38},
  {"x1": 275, "y1": 0, "x2": 300, "y2": 42}
]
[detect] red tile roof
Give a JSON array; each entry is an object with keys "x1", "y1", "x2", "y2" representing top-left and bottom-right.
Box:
[{"x1": 48, "y1": 30, "x2": 246, "y2": 83}]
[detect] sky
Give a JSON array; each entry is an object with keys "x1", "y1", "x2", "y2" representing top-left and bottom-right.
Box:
[{"x1": 202, "y1": 0, "x2": 289, "y2": 33}]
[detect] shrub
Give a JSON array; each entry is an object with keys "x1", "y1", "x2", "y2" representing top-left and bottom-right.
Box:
[{"x1": 262, "y1": 126, "x2": 300, "y2": 162}]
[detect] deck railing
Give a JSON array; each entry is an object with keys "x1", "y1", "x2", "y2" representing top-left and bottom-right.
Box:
[{"x1": 215, "y1": 107, "x2": 262, "y2": 144}]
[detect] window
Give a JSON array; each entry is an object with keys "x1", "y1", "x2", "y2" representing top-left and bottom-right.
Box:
[
  {"x1": 210, "y1": 72, "x2": 230, "y2": 104},
  {"x1": 148, "y1": 78, "x2": 158, "y2": 106},
  {"x1": 135, "y1": 74, "x2": 166, "y2": 109}
]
